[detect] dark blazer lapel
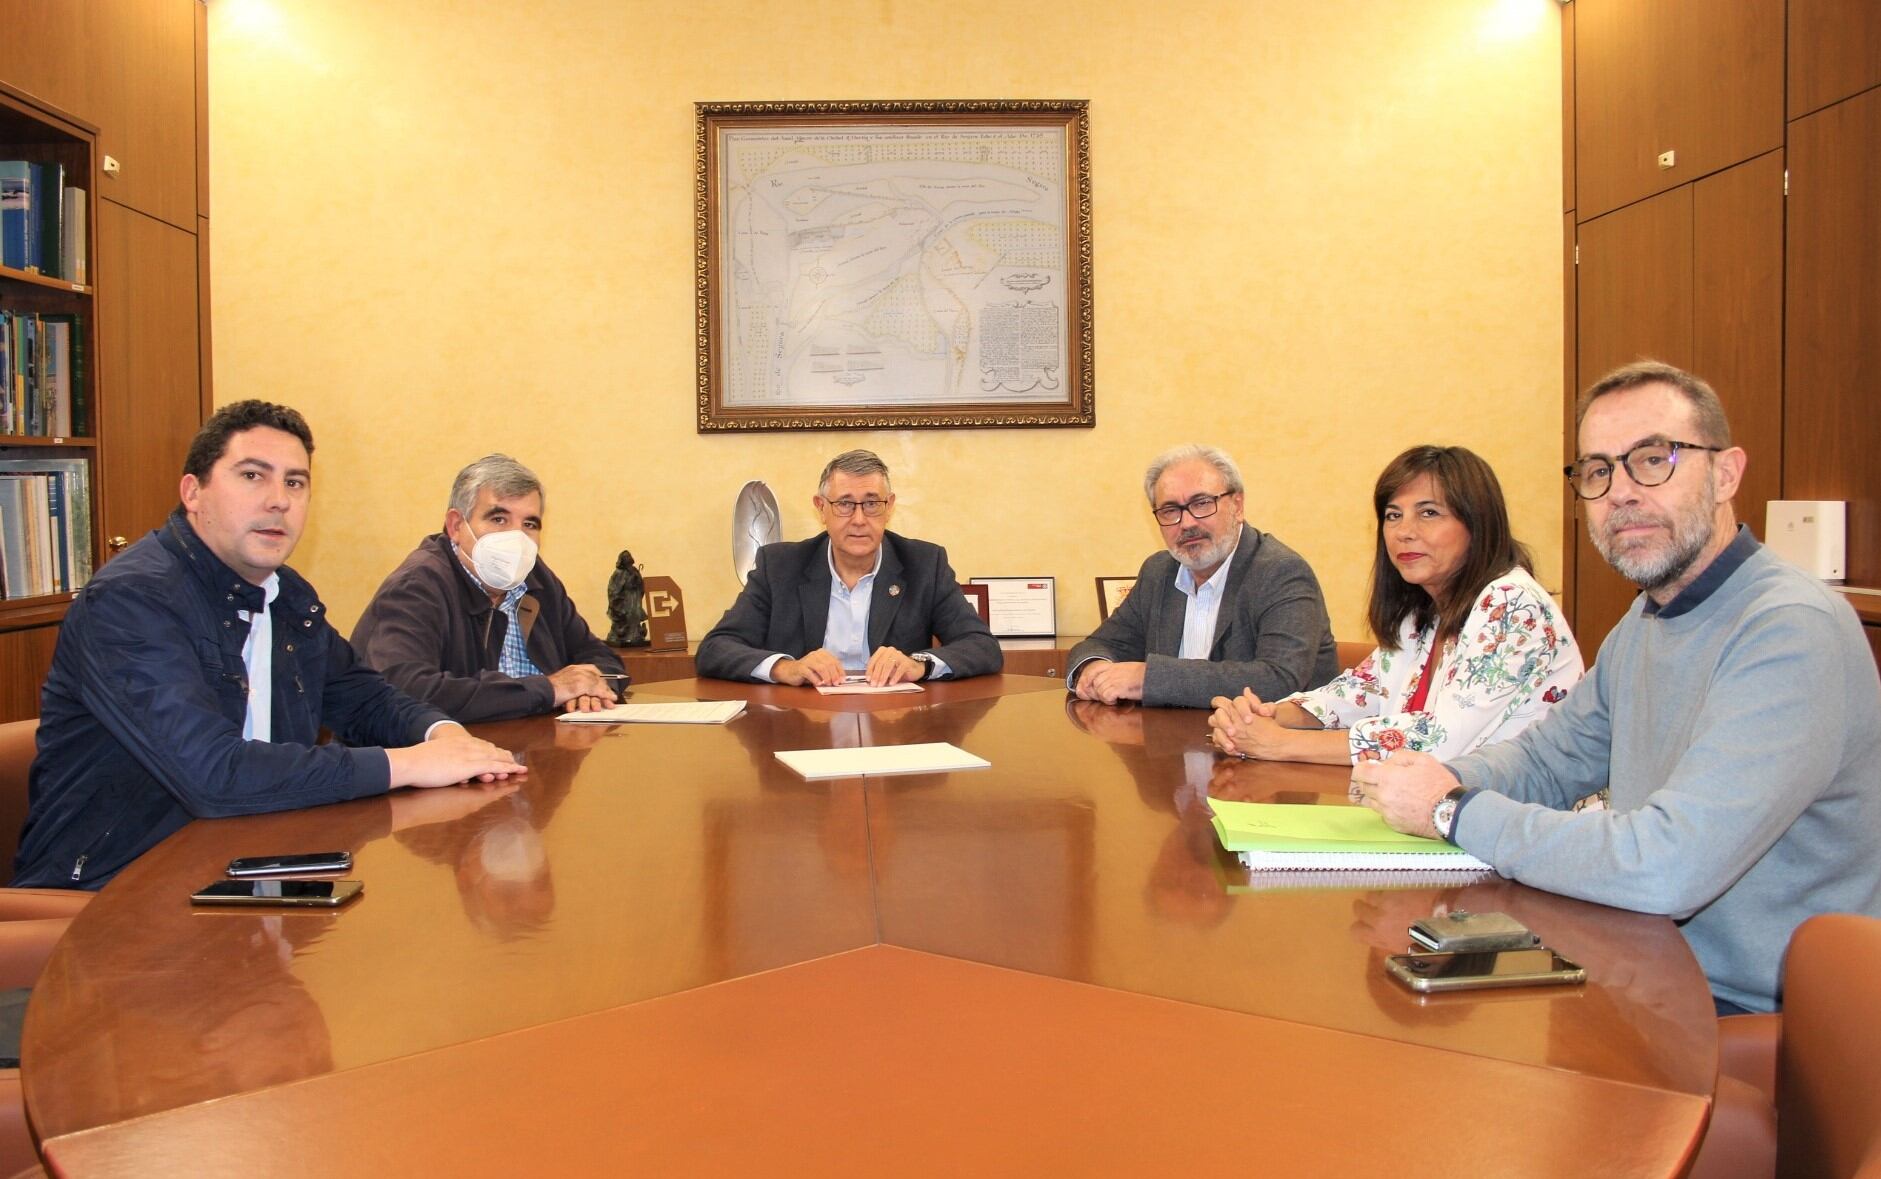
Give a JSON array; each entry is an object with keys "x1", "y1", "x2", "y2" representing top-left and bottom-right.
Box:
[
  {"x1": 799, "y1": 537, "x2": 833, "y2": 652},
  {"x1": 868, "y1": 537, "x2": 906, "y2": 650},
  {"x1": 1210, "y1": 524, "x2": 1261, "y2": 654}
]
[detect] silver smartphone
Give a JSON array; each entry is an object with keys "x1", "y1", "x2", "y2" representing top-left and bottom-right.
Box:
[
  {"x1": 226, "y1": 851, "x2": 352, "y2": 877},
  {"x1": 191, "y1": 879, "x2": 364, "y2": 908},
  {"x1": 1386, "y1": 948, "x2": 1585, "y2": 994},
  {"x1": 1407, "y1": 910, "x2": 1540, "y2": 953}
]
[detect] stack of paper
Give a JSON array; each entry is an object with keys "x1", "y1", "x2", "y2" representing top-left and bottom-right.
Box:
[
  {"x1": 1208, "y1": 799, "x2": 1492, "y2": 872},
  {"x1": 556, "y1": 700, "x2": 747, "y2": 725},
  {"x1": 814, "y1": 681, "x2": 923, "y2": 695},
  {"x1": 773, "y1": 742, "x2": 988, "y2": 780}
]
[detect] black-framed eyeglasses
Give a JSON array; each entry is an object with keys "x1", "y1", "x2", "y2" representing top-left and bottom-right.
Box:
[
  {"x1": 822, "y1": 497, "x2": 891, "y2": 518},
  {"x1": 1564, "y1": 440, "x2": 1722, "y2": 501},
  {"x1": 1152, "y1": 494, "x2": 1228, "y2": 527}
]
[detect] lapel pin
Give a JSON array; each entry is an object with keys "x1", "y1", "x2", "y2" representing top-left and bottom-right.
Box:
[{"x1": 889, "y1": 584, "x2": 902, "y2": 597}]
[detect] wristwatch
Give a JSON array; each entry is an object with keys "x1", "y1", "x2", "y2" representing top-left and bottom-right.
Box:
[
  {"x1": 910, "y1": 651, "x2": 937, "y2": 680},
  {"x1": 1431, "y1": 785, "x2": 1469, "y2": 841}
]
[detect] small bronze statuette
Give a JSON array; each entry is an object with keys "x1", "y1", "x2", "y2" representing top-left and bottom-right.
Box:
[{"x1": 606, "y1": 550, "x2": 650, "y2": 647}]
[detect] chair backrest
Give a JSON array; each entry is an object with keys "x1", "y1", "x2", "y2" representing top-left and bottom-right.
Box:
[
  {"x1": 1778, "y1": 912, "x2": 1881, "y2": 1179},
  {"x1": 0, "y1": 719, "x2": 37, "y2": 878},
  {"x1": 1334, "y1": 641, "x2": 1373, "y2": 672}
]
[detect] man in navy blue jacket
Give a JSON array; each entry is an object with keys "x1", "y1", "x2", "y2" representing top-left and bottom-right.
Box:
[{"x1": 13, "y1": 401, "x2": 526, "y2": 890}]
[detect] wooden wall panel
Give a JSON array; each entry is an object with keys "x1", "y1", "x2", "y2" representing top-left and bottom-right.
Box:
[
  {"x1": 1561, "y1": 213, "x2": 1577, "y2": 622},
  {"x1": 1789, "y1": 0, "x2": 1881, "y2": 119},
  {"x1": 97, "y1": 202, "x2": 202, "y2": 553},
  {"x1": 87, "y1": 0, "x2": 197, "y2": 231},
  {"x1": 1693, "y1": 150, "x2": 1784, "y2": 543},
  {"x1": 1562, "y1": 0, "x2": 1575, "y2": 215},
  {"x1": 1572, "y1": 185, "x2": 1694, "y2": 652},
  {"x1": 1575, "y1": 0, "x2": 1783, "y2": 221},
  {"x1": 0, "y1": 2, "x2": 93, "y2": 121},
  {"x1": 1785, "y1": 87, "x2": 1881, "y2": 586},
  {"x1": 0, "y1": 625, "x2": 59, "y2": 723}
]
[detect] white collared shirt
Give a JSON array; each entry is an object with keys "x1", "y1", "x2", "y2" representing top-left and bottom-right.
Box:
[
  {"x1": 236, "y1": 574, "x2": 282, "y2": 741},
  {"x1": 1174, "y1": 540, "x2": 1239, "y2": 660}
]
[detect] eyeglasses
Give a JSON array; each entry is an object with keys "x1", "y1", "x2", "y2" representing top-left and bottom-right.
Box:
[
  {"x1": 823, "y1": 497, "x2": 891, "y2": 518},
  {"x1": 1564, "y1": 440, "x2": 1722, "y2": 501},
  {"x1": 1152, "y1": 494, "x2": 1229, "y2": 527}
]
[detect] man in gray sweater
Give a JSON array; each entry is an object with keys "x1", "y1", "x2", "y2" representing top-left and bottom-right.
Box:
[
  {"x1": 1354, "y1": 361, "x2": 1881, "y2": 1014},
  {"x1": 1068, "y1": 444, "x2": 1339, "y2": 709}
]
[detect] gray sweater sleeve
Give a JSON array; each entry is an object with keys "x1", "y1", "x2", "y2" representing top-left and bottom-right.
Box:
[{"x1": 1451, "y1": 602, "x2": 1851, "y2": 920}]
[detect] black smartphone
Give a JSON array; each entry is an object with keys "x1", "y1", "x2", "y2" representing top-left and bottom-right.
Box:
[
  {"x1": 191, "y1": 879, "x2": 364, "y2": 908},
  {"x1": 226, "y1": 851, "x2": 352, "y2": 877},
  {"x1": 1385, "y1": 948, "x2": 1585, "y2": 994}
]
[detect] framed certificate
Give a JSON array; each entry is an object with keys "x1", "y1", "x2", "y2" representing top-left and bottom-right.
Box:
[{"x1": 970, "y1": 577, "x2": 1057, "y2": 638}]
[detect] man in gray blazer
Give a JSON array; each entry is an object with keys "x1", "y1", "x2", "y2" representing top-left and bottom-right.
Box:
[
  {"x1": 1068, "y1": 444, "x2": 1339, "y2": 708},
  {"x1": 697, "y1": 450, "x2": 1002, "y2": 686}
]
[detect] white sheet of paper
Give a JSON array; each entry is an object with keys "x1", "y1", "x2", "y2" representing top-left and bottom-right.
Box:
[
  {"x1": 556, "y1": 700, "x2": 747, "y2": 725},
  {"x1": 773, "y1": 742, "x2": 990, "y2": 780},
  {"x1": 814, "y1": 681, "x2": 925, "y2": 695}
]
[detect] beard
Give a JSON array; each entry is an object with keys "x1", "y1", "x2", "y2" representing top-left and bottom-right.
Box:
[
  {"x1": 1590, "y1": 470, "x2": 1717, "y2": 590},
  {"x1": 1169, "y1": 526, "x2": 1236, "y2": 574}
]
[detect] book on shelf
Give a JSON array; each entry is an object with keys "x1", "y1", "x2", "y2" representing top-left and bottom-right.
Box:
[
  {"x1": 0, "y1": 459, "x2": 93, "y2": 598},
  {"x1": 0, "y1": 160, "x2": 83, "y2": 280},
  {"x1": 0, "y1": 309, "x2": 87, "y2": 437},
  {"x1": 0, "y1": 162, "x2": 28, "y2": 271}
]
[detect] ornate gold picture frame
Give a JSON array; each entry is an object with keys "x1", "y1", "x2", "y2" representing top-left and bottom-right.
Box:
[{"x1": 696, "y1": 100, "x2": 1094, "y2": 431}]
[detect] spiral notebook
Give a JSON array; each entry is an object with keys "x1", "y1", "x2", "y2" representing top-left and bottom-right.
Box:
[{"x1": 1207, "y1": 799, "x2": 1492, "y2": 872}]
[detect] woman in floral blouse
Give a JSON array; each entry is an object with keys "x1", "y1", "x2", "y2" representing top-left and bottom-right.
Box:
[{"x1": 1208, "y1": 445, "x2": 1582, "y2": 765}]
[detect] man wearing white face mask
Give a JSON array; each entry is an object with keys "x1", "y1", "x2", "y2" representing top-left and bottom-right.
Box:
[{"x1": 352, "y1": 454, "x2": 626, "y2": 721}]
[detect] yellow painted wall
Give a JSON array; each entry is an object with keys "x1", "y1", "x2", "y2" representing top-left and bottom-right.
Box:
[{"x1": 207, "y1": 0, "x2": 1564, "y2": 644}]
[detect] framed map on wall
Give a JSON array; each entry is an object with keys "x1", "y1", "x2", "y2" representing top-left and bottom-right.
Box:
[{"x1": 695, "y1": 100, "x2": 1094, "y2": 431}]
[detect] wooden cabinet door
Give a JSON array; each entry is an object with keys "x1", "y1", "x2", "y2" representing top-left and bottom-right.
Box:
[
  {"x1": 1573, "y1": 185, "x2": 1692, "y2": 653},
  {"x1": 97, "y1": 201, "x2": 201, "y2": 555},
  {"x1": 1575, "y1": 0, "x2": 1783, "y2": 221},
  {"x1": 1571, "y1": 154, "x2": 1782, "y2": 655},
  {"x1": 1789, "y1": 0, "x2": 1881, "y2": 119},
  {"x1": 86, "y1": 0, "x2": 198, "y2": 231},
  {"x1": 1785, "y1": 87, "x2": 1881, "y2": 586}
]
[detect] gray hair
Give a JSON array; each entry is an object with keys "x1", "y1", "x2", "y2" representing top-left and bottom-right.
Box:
[
  {"x1": 1577, "y1": 360, "x2": 1732, "y2": 448},
  {"x1": 1143, "y1": 444, "x2": 1245, "y2": 504},
  {"x1": 817, "y1": 449, "x2": 892, "y2": 498},
  {"x1": 449, "y1": 454, "x2": 545, "y2": 518}
]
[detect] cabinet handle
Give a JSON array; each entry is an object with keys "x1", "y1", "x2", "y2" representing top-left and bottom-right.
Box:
[{"x1": 108, "y1": 536, "x2": 129, "y2": 552}]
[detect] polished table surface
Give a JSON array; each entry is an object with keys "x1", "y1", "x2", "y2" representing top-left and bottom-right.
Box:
[{"x1": 24, "y1": 675, "x2": 1718, "y2": 1176}]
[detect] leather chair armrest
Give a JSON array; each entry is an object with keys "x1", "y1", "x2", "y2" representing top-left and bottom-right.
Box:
[
  {"x1": 0, "y1": 1071, "x2": 37, "y2": 1179},
  {"x1": 0, "y1": 892, "x2": 89, "y2": 922},
  {"x1": 1717, "y1": 1012, "x2": 1780, "y2": 1103},
  {"x1": 0, "y1": 921, "x2": 72, "y2": 992},
  {"x1": 1687, "y1": 1073, "x2": 1779, "y2": 1179}
]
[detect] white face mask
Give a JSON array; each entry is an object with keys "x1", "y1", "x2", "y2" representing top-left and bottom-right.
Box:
[{"x1": 459, "y1": 525, "x2": 538, "y2": 592}]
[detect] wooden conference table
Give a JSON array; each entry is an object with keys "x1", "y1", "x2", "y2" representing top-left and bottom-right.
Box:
[{"x1": 23, "y1": 676, "x2": 1718, "y2": 1176}]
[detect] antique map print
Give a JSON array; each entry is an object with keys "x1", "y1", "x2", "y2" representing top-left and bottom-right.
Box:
[{"x1": 717, "y1": 124, "x2": 1070, "y2": 410}]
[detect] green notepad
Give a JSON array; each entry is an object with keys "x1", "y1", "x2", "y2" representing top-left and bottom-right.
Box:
[{"x1": 1207, "y1": 799, "x2": 1492, "y2": 871}]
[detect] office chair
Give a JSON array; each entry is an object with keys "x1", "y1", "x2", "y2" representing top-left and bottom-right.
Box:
[{"x1": 1688, "y1": 912, "x2": 1881, "y2": 1179}]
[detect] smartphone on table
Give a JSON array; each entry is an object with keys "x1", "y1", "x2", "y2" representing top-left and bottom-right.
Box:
[
  {"x1": 226, "y1": 851, "x2": 352, "y2": 877},
  {"x1": 1386, "y1": 948, "x2": 1585, "y2": 994},
  {"x1": 191, "y1": 879, "x2": 364, "y2": 908}
]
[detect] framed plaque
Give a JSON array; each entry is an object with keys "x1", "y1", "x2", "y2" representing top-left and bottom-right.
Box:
[
  {"x1": 959, "y1": 582, "x2": 991, "y2": 624},
  {"x1": 696, "y1": 99, "x2": 1094, "y2": 431},
  {"x1": 1095, "y1": 577, "x2": 1136, "y2": 621}
]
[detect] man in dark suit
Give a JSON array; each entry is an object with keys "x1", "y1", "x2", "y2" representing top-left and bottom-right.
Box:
[
  {"x1": 697, "y1": 450, "x2": 1001, "y2": 686},
  {"x1": 1067, "y1": 444, "x2": 1339, "y2": 708}
]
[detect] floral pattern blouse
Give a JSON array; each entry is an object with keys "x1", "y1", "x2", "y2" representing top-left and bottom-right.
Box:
[{"x1": 1285, "y1": 566, "x2": 1583, "y2": 764}]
